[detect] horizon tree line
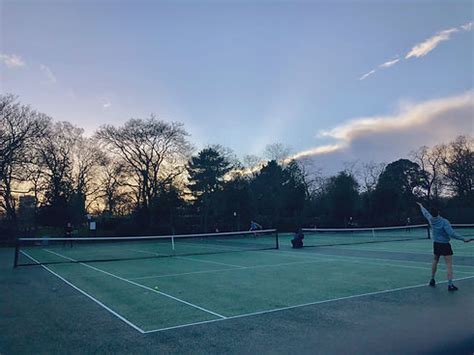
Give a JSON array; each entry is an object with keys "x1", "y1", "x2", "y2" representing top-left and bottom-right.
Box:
[{"x1": 1, "y1": 94, "x2": 472, "y2": 239}]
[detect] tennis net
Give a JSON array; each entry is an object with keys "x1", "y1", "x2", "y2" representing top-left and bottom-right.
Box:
[
  {"x1": 299, "y1": 224, "x2": 429, "y2": 248},
  {"x1": 14, "y1": 229, "x2": 278, "y2": 267}
]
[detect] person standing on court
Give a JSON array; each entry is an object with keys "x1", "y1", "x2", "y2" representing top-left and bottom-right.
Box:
[
  {"x1": 249, "y1": 220, "x2": 262, "y2": 231},
  {"x1": 64, "y1": 222, "x2": 73, "y2": 248},
  {"x1": 416, "y1": 202, "x2": 472, "y2": 291}
]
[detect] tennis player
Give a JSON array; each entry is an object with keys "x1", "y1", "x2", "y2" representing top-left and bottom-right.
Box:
[
  {"x1": 416, "y1": 202, "x2": 472, "y2": 291},
  {"x1": 249, "y1": 221, "x2": 262, "y2": 238},
  {"x1": 64, "y1": 222, "x2": 73, "y2": 248}
]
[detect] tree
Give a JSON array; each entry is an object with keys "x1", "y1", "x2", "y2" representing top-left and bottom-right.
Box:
[
  {"x1": 35, "y1": 121, "x2": 82, "y2": 226},
  {"x1": 72, "y1": 137, "x2": 107, "y2": 212},
  {"x1": 281, "y1": 160, "x2": 307, "y2": 226},
  {"x1": 187, "y1": 146, "x2": 234, "y2": 231},
  {"x1": 99, "y1": 160, "x2": 131, "y2": 216},
  {"x1": 374, "y1": 159, "x2": 427, "y2": 225},
  {"x1": 250, "y1": 160, "x2": 306, "y2": 229},
  {"x1": 96, "y1": 116, "x2": 192, "y2": 226},
  {"x1": 251, "y1": 160, "x2": 285, "y2": 227},
  {"x1": 442, "y1": 135, "x2": 473, "y2": 201},
  {"x1": 0, "y1": 94, "x2": 49, "y2": 228},
  {"x1": 263, "y1": 143, "x2": 291, "y2": 163},
  {"x1": 320, "y1": 171, "x2": 360, "y2": 227},
  {"x1": 411, "y1": 145, "x2": 445, "y2": 203}
]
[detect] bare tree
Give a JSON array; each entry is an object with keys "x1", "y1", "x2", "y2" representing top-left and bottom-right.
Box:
[
  {"x1": 96, "y1": 116, "x2": 192, "y2": 211},
  {"x1": 296, "y1": 157, "x2": 326, "y2": 198},
  {"x1": 36, "y1": 122, "x2": 82, "y2": 206},
  {"x1": 263, "y1": 143, "x2": 292, "y2": 163},
  {"x1": 410, "y1": 145, "x2": 445, "y2": 201},
  {"x1": 243, "y1": 154, "x2": 261, "y2": 170},
  {"x1": 0, "y1": 94, "x2": 49, "y2": 226},
  {"x1": 72, "y1": 137, "x2": 108, "y2": 211},
  {"x1": 441, "y1": 135, "x2": 473, "y2": 199},
  {"x1": 358, "y1": 161, "x2": 386, "y2": 193},
  {"x1": 98, "y1": 160, "x2": 131, "y2": 216}
]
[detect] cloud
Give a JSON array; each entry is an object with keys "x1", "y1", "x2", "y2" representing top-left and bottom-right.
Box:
[
  {"x1": 359, "y1": 56, "x2": 400, "y2": 80},
  {"x1": 379, "y1": 58, "x2": 400, "y2": 68},
  {"x1": 100, "y1": 96, "x2": 113, "y2": 109},
  {"x1": 405, "y1": 28, "x2": 458, "y2": 59},
  {"x1": 359, "y1": 69, "x2": 376, "y2": 81},
  {"x1": 360, "y1": 21, "x2": 473, "y2": 80},
  {"x1": 289, "y1": 91, "x2": 473, "y2": 174},
  {"x1": 461, "y1": 22, "x2": 473, "y2": 31},
  {"x1": 406, "y1": 21, "x2": 472, "y2": 59},
  {"x1": 0, "y1": 53, "x2": 26, "y2": 68},
  {"x1": 40, "y1": 64, "x2": 57, "y2": 83}
]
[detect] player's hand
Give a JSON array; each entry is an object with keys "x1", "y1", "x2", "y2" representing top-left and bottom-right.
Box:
[{"x1": 416, "y1": 202, "x2": 423, "y2": 208}]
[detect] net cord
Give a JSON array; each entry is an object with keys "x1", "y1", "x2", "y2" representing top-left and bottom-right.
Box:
[{"x1": 18, "y1": 229, "x2": 278, "y2": 242}]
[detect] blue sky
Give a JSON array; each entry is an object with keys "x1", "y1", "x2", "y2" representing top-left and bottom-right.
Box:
[{"x1": 1, "y1": 0, "x2": 472, "y2": 173}]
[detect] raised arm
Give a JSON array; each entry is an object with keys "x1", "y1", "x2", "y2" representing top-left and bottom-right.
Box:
[{"x1": 416, "y1": 202, "x2": 433, "y2": 221}]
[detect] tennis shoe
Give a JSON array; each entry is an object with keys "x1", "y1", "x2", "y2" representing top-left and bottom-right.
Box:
[
  {"x1": 429, "y1": 279, "x2": 436, "y2": 287},
  {"x1": 448, "y1": 285, "x2": 458, "y2": 291}
]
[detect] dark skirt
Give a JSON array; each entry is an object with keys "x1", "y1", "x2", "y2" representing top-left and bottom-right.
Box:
[{"x1": 433, "y1": 242, "x2": 453, "y2": 256}]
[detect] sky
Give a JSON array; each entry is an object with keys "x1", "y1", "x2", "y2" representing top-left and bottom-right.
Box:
[{"x1": 1, "y1": 0, "x2": 473, "y2": 175}]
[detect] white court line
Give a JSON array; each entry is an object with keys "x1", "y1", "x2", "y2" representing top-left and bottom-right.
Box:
[
  {"x1": 44, "y1": 249, "x2": 226, "y2": 319},
  {"x1": 19, "y1": 250, "x2": 146, "y2": 334},
  {"x1": 130, "y1": 247, "x2": 246, "y2": 268},
  {"x1": 23, "y1": 248, "x2": 474, "y2": 335},
  {"x1": 333, "y1": 244, "x2": 474, "y2": 255},
  {"x1": 176, "y1": 256, "x2": 245, "y2": 268},
  {"x1": 265, "y1": 248, "x2": 474, "y2": 270},
  {"x1": 144, "y1": 275, "x2": 474, "y2": 333},
  {"x1": 130, "y1": 258, "x2": 337, "y2": 281}
]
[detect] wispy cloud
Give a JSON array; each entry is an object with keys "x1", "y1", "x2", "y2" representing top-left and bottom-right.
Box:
[
  {"x1": 286, "y1": 144, "x2": 343, "y2": 162},
  {"x1": 461, "y1": 22, "x2": 473, "y2": 31},
  {"x1": 379, "y1": 58, "x2": 400, "y2": 68},
  {"x1": 288, "y1": 91, "x2": 473, "y2": 174},
  {"x1": 359, "y1": 69, "x2": 376, "y2": 81},
  {"x1": 360, "y1": 21, "x2": 473, "y2": 80},
  {"x1": 405, "y1": 28, "x2": 458, "y2": 59},
  {"x1": 0, "y1": 53, "x2": 26, "y2": 68},
  {"x1": 40, "y1": 64, "x2": 57, "y2": 83},
  {"x1": 100, "y1": 96, "x2": 113, "y2": 109},
  {"x1": 359, "y1": 56, "x2": 400, "y2": 80}
]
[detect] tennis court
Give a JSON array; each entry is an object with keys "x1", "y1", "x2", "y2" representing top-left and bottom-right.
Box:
[{"x1": 9, "y1": 225, "x2": 474, "y2": 336}]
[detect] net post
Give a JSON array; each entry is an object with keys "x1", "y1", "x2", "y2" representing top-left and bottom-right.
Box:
[
  {"x1": 426, "y1": 225, "x2": 431, "y2": 239},
  {"x1": 275, "y1": 230, "x2": 279, "y2": 249},
  {"x1": 171, "y1": 236, "x2": 175, "y2": 251},
  {"x1": 13, "y1": 237, "x2": 20, "y2": 268}
]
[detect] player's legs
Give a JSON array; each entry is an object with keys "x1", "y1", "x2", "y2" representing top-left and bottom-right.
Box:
[
  {"x1": 430, "y1": 254, "x2": 439, "y2": 286},
  {"x1": 444, "y1": 255, "x2": 458, "y2": 291},
  {"x1": 444, "y1": 255, "x2": 453, "y2": 280},
  {"x1": 431, "y1": 254, "x2": 440, "y2": 279}
]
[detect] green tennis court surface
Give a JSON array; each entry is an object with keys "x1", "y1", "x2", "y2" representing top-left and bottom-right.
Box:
[{"x1": 13, "y1": 234, "x2": 474, "y2": 333}]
